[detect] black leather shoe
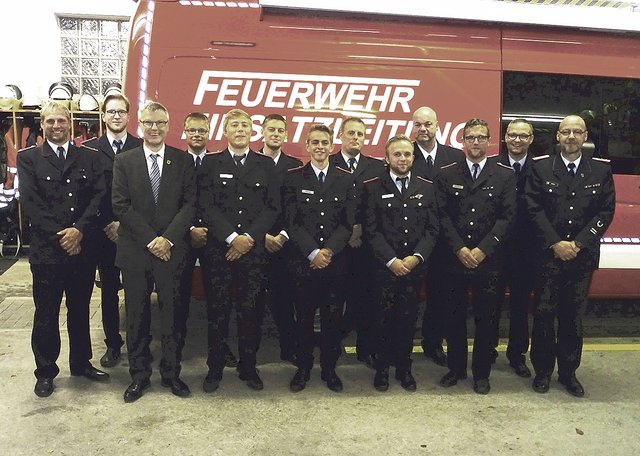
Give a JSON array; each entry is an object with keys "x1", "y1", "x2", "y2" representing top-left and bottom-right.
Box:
[
  {"x1": 423, "y1": 346, "x2": 447, "y2": 367},
  {"x1": 224, "y1": 351, "x2": 239, "y2": 368},
  {"x1": 357, "y1": 353, "x2": 376, "y2": 370},
  {"x1": 161, "y1": 377, "x2": 191, "y2": 397},
  {"x1": 473, "y1": 378, "x2": 491, "y2": 395},
  {"x1": 491, "y1": 348, "x2": 499, "y2": 364},
  {"x1": 290, "y1": 368, "x2": 310, "y2": 393},
  {"x1": 559, "y1": 375, "x2": 585, "y2": 398},
  {"x1": 124, "y1": 379, "x2": 150, "y2": 403},
  {"x1": 395, "y1": 370, "x2": 416, "y2": 392},
  {"x1": 239, "y1": 370, "x2": 264, "y2": 391},
  {"x1": 510, "y1": 361, "x2": 532, "y2": 378},
  {"x1": 532, "y1": 374, "x2": 550, "y2": 394},
  {"x1": 321, "y1": 370, "x2": 343, "y2": 392},
  {"x1": 34, "y1": 378, "x2": 54, "y2": 397},
  {"x1": 373, "y1": 369, "x2": 389, "y2": 392},
  {"x1": 439, "y1": 370, "x2": 467, "y2": 387},
  {"x1": 71, "y1": 364, "x2": 110, "y2": 382},
  {"x1": 203, "y1": 371, "x2": 222, "y2": 393},
  {"x1": 100, "y1": 347, "x2": 121, "y2": 368}
]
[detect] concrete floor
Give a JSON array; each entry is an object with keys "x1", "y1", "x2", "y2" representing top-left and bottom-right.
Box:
[{"x1": 1, "y1": 258, "x2": 640, "y2": 456}]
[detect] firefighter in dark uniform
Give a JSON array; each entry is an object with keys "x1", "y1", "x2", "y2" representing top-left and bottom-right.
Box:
[
  {"x1": 437, "y1": 118, "x2": 516, "y2": 395},
  {"x1": 18, "y1": 101, "x2": 109, "y2": 397},
  {"x1": 255, "y1": 114, "x2": 302, "y2": 363},
  {"x1": 525, "y1": 115, "x2": 615, "y2": 397},
  {"x1": 329, "y1": 117, "x2": 385, "y2": 369},
  {"x1": 283, "y1": 124, "x2": 355, "y2": 393},
  {"x1": 363, "y1": 135, "x2": 439, "y2": 392},
  {"x1": 198, "y1": 109, "x2": 279, "y2": 392},
  {"x1": 411, "y1": 106, "x2": 465, "y2": 367},
  {"x1": 491, "y1": 118, "x2": 536, "y2": 378},
  {"x1": 178, "y1": 112, "x2": 237, "y2": 368},
  {"x1": 83, "y1": 92, "x2": 142, "y2": 368}
]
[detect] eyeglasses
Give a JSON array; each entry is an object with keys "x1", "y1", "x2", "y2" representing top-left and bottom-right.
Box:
[
  {"x1": 140, "y1": 120, "x2": 168, "y2": 128},
  {"x1": 558, "y1": 129, "x2": 586, "y2": 136},
  {"x1": 506, "y1": 133, "x2": 532, "y2": 141},
  {"x1": 185, "y1": 128, "x2": 209, "y2": 135},
  {"x1": 106, "y1": 109, "x2": 128, "y2": 116},
  {"x1": 464, "y1": 135, "x2": 489, "y2": 143}
]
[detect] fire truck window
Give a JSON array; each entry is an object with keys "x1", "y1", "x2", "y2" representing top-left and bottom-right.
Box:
[{"x1": 503, "y1": 72, "x2": 640, "y2": 175}]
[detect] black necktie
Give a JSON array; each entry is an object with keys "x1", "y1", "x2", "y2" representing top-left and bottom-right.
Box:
[
  {"x1": 195, "y1": 155, "x2": 202, "y2": 168},
  {"x1": 568, "y1": 162, "x2": 576, "y2": 177},
  {"x1": 233, "y1": 154, "x2": 245, "y2": 167},
  {"x1": 513, "y1": 162, "x2": 521, "y2": 175},
  {"x1": 472, "y1": 163, "x2": 480, "y2": 180},
  {"x1": 113, "y1": 139, "x2": 123, "y2": 154},
  {"x1": 56, "y1": 146, "x2": 65, "y2": 165},
  {"x1": 397, "y1": 176, "x2": 408, "y2": 194},
  {"x1": 426, "y1": 155, "x2": 434, "y2": 168},
  {"x1": 348, "y1": 157, "x2": 356, "y2": 172},
  {"x1": 318, "y1": 171, "x2": 325, "y2": 184}
]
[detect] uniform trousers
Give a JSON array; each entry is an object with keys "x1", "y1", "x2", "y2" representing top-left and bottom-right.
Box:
[
  {"x1": 294, "y1": 268, "x2": 346, "y2": 372},
  {"x1": 373, "y1": 269, "x2": 421, "y2": 372},
  {"x1": 420, "y1": 265, "x2": 447, "y2": 351},
  {"x1": 443, "y1": 271, "x2": 500, "y2": 380},
  {"x1": 95, "y1": 233, "x2": 123, "y2": 350},
  {"x1": 530, "y1": 259, "x2": 593, "y2": 379},
  {"x1": 493, "y1": 262, "x2": 534, "y2": 364},
  {"x1": 31, "y1": 262, "x2": 95, "y2": 379},
  {"x1": 122, "y1": 262, "x2": 184, "y2": 381},
  {"x1": 256, "y1": 249, "x2": 296, "y2": 357},
  {"x1": 203, "y1": 254, "x2": 264, "y2": 376},
  {"x1": 341, "y1": 244, "x2": 376, "y2": 357}
]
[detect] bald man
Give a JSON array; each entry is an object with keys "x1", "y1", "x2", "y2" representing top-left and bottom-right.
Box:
[
  {"x1": 411, "y1": 106, "x2": 464, "y2": 367},
  {"x1": 525, "y1": 114, "x2": 615, "y2": 398}
]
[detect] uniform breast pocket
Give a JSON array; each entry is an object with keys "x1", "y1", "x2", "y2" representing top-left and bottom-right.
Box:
[
  {"x1": 544, "y1": 182, "x2": 563, "y2": 199},
  {"x1": 248, "y1": 175, "x2": 267, "y2": 197}
]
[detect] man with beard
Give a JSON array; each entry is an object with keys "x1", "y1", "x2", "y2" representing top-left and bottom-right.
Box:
[
  {"x1": 526, "y1": 115, "x2": 615, "y2": 397},
  {"x1": 364, "y1": 135, "x2": 439, "y2": 392},
  {"x1": 437, "y1": 118, "x2": 516, "y2": 394},
  {"x1": 83, "y1": 92, "x2": 142, "y2": 368}
]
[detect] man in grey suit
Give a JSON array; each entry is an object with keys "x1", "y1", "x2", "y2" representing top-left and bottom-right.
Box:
[{"x1": 112, "y1": 101, "x2": 196, "y2": 403}]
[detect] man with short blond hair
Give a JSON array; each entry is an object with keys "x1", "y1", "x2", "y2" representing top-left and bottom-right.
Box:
[
  {"x1": 18, "y1": 101, "x2": 109, "y2": 397},
  {"x1": 198, "y1": 108, "x2": 279, "y2": 392}
]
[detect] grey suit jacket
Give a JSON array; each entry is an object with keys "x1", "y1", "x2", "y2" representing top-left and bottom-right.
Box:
[{"x1": 112, "y1": 144, "x2": 196, "y2": 270}]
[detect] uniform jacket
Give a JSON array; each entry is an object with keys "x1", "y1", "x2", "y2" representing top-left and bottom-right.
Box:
[
  {"x1": 524, "y1": 153, "x2": 615, "y2": 270},
  {"x1": 364, "y1": 172, "x2": 439, "y2": 269},
  {"x1": 412, "y1": 141, "x2": 465, "y2": 181},
  {"x1": 330, "y1": 151, "x2": 386, "y2": 224},
  {"x1": 83, "y1": 133, "x2": 142, "y2": 229},
  {"x1": 497, "y1": 151, "x2": 537, "y2": 262},
  {"x1": 17, "y1": 142, "x2": 105, "y2": 264},
  {"x1": 436, "y1": 156, "x2": 517, "y2": 273},
  {"x1": 112, "y1": 145, "x2": 196, "y2": 270},
  {"x1": 258, "y1": 148, "x2": 302, "y2": 236},
  {"x1": 282, "y1": 163, "x2": 356, "y2": 271},
  {"x1": 198, "y1": 148, "x2": 279, "y2": 255}
]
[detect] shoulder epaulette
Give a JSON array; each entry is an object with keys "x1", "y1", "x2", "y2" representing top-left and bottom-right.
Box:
[
  {"x1": 440, "y1": 162, "x2": 457, "y2": 169},
  {"x1": 591, "y1": 157, "x2": 611, "y2": 163},
  {"x1": 416, "y1": 176, "x2": 433, "y2": 184},
  {"x1": 363, "y1": 176, "x2": 379, "y2": 184},
  {"x1": 335, "y1": 166, "x2": 351, "y2": 174},
  {"x1": 206, "y1": 150, "x2": 223, "y2": 155},
  {"x1": 496, "y1": 162, "x2": 512, "y2": 170},
  {"x1": 18, "y1": 145, "x2": 37, "y2": 153},
  {"x1": 533, "y1": 154, "x2": 550, "y2": 161},
  {"x1": 82, "y1": 145, "x2": 98, "y2": 152},
  {"x1": 287, "y1": 165, "x2": 304, "y2": 173},
  {"x1": 487, "y1": 153, "x2": 499, "y2": 159}
]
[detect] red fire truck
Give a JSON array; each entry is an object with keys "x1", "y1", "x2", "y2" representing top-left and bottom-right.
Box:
[{"x1": 124, "y1": 0, "x2": 640, "y2": 298}]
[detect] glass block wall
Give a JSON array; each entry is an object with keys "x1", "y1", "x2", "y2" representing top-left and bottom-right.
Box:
[{"x1": 59, "y1": 16, "x2": 129, "y2": 96}]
